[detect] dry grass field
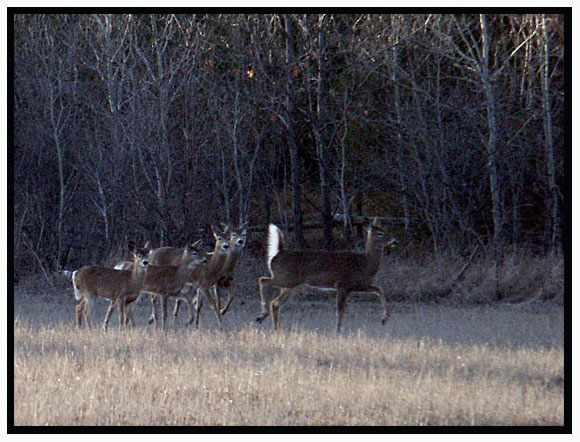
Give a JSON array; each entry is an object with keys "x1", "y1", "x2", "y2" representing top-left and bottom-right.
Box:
[{"x1": 12, "y1": 265, "x2": 564, "y2": 428}]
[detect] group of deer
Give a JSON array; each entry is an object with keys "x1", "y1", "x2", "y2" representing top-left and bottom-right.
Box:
[
  {"x1": 72, "y1": 217, "x2": 398, "y2": 335},
  {"x1": 72, "y1": 222, "x2": 248, "y2": 330}
]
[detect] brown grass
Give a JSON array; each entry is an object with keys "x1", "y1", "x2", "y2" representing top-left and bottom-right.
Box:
[{"x1": 13, "y1": 268, "x2": 564, "y2": 427}]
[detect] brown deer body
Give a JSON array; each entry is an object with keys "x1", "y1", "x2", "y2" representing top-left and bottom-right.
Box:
[
  {"x1": 140, "y1": 242, "x2": 206, "y2": 329},
  {"x1": 72, "y1": 242, "x2": 151, "y2": 330},
  {"x1": 256, "y1": 219, "x2": 398, "y2": 334}
]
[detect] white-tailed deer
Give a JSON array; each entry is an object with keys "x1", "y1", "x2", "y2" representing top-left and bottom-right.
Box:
[
  {"x1": 214, "y1": 222, "x2": 248, "y2": 316},
  {"x1": 256, "y1": 218, "x2": 398, "y2": 334},
  {"x1": 147, "y1": 225, "x2": 231, "y2": 327},
  {"x1": 136, "y1": 241, "x2": 206, "y2": 329},
  {"x1": 72, "y1": 241, "x2": 151, "y2": 330},
  {"x1": 188, "y1": 225, "x2": 232, "y2": 328}
]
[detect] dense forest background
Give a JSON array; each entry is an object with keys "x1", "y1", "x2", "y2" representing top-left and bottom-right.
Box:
[{"x1": 13, "y1": 13, "x2": 566, "y2": 280}]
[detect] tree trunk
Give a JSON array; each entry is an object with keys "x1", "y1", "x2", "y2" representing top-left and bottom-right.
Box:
[
  {"x1": 480, "y1": 14, "x2": 503, "y2": 297},
  {"x1": 540, "y1": 14, "x2": 560, "y2": 252},
  {"x1": 314, "y1": 14, "x2": 333, "y2": 249},
  {"x1": 284, "y1": 14, "x2": 306, "y2": 248}
]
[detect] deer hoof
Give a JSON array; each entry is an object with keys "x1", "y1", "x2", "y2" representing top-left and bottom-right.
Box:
[{"x1": 382, "y1": 313, "x2": 391, "y2": 325}]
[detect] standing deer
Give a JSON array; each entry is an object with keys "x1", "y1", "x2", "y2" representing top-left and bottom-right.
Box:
[
  {"x1": 72, "y1": 241, "x2": 151, "y2": 330},
  {"x1": 190, "y1": 225, "x2": 232, "y2": 328},
  {"x1": 139, "y1": 241, "x2": 207, "y2": 329},
  {"x1": 213, "y1": 222, "x2": 248, "y2": 316},
  {"x1": 148, "y1": 225, "x2": 231, "y2": 327},
  {"x1": 256, "y1": 218, "x2": 398, "y2": 334}
]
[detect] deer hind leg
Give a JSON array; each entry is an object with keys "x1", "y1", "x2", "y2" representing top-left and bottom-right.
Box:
[
  {"x1": 271, "y1": 288, "x2": 292, "y2": 331},
  {"x1": 75, "y1": 299, "x2": 84, "y2": 328},
  {"x1": 335, "y1": 288, "x2": 349, "y2": 335},
  {"x1": 256, "y1": 277, "x2": 272, "y2": 322},
  {"x1": 174, "y1": 293, "x2": 194, "y2": 327},
  {"x1": 148, "y1": 294, "x2": 158, "y2": 325},
  {"x1": 103, "y1": 299, "x2": 118, "y2": 331},
  {"x1": 75, "y1": 298, "x2": 89, "y2": 329},
  {"x1": 173, "y1": 298, "x2": 182, "y2": 319},
  {"x1": 84, "y1": 298, "x2": 92, "y2": 329},
  {"x1": 160, "y1": 295, "x2": 170, "y2": 330}
]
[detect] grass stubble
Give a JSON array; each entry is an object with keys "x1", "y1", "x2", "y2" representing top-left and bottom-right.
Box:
[{"x1": 13, "y1": 293, "x2": 564, "y2": 426}]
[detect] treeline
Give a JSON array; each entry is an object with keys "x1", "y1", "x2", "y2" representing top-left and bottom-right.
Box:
[{"x1": 13, "y1": 13, "x2": 565, "y2": 278}]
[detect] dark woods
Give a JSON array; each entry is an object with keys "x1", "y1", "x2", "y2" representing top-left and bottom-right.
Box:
[{"x1": 13, "y1": 13, "x2": 565, "y2": 278}]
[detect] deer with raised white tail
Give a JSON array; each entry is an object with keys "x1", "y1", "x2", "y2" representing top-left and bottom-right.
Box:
[
  {"x1": 72, "y1": 241, "x2": 151, "y2": 330},
  {"x1": 256, "y1": 217, "x2": 398, "y2": 334}
]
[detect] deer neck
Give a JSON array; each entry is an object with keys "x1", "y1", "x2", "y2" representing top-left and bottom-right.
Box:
[
  {"x1": 130, "y1": 263, "x2": 148, "y2": 290},
  {"x1": 207, "y1": 250, "x2": 228, "y2": 278},
  {"x1": 364, "y1": 236, "x2": 384, "y2": 277},
  {"x1": 222, "y1": 247, "x2": 242, "y2": 275}
]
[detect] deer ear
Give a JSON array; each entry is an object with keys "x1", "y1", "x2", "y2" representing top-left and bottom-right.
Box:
[
  {"x1": 191, "y1": 239, "x2": 202, "y2": 248},
  {"x1": 372, "y1": 216, "x2": 380, "y2": 226},
  {"x1": 143, "y1": 240, "x2": 151, "y2": 250},
  {"x1": 240, "y1": 221, "x2": 249, "y2": 230}
]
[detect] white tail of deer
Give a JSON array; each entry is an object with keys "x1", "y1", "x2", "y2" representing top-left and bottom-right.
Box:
[
  {"x1": 256, "y1": 218, "x2": 398, "y2": 334},
  {"x1": 72, "y1": 241, "x2": 151, "y2": 330}
]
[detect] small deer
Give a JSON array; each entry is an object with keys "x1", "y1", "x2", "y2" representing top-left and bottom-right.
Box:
[
  {"x1": 72, "y1": 241, "x2": 151, "y2": 330},
  {"x1": 213, "y1": 222, "x2": 248, "y2": 316},
  {"x1": 256, "y1": 218, "x2": 398, "y2": 334},
  {"x1": 139, "y1": 241, "x2": 207, "y2": 329}
]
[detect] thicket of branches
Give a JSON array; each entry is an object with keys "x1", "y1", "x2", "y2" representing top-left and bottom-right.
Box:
[{"x1": 13, "y1": 13, "x2": 565, "y2": 278}]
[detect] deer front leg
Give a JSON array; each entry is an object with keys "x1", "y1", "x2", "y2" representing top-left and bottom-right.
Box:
[
  {"x1": 369, "y1": 285, "x2": 391, "y2": 325},
  {"x1": 256, "y1": 277, "x2": 272, "y2": 323},
  {"x1": 103, "y1": 299, "x2": 118, "y2": 331},
  {"x1": 118, "y1": 297, "x2": 126, "y2": 329},
  {"x1": 176, "y1": 293, "x2": 194, "y2": 326},
  {"x1": 122, "y1": 297, "x2": 136, "y2": 328},
  {"x1": 212, "y1": 284, "x2": 222, "y2": 316},
  {"x1": 218, "y1": 283, "x2": 235, "y2": 316},
  {"x1": 193, "y1": 288, "x2": 203, "y2": 329},
  {"x1": 201, "y1": 286, "x2": 222, "y2": 327},
  {"x1": 335, "y1": 288, "x2": 348, "y2": 335}
]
